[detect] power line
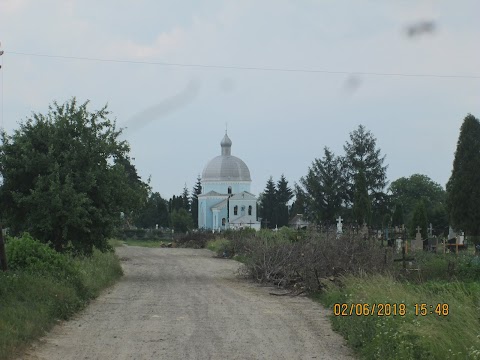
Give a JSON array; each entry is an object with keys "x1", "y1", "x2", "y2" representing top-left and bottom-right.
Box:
[{"x1": 8, "y1": 51, "x2": 480, "y2": 80}]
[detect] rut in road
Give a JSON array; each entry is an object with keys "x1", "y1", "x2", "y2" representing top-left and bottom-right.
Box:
[{"x1": 21, "y1": 246, "x2": 354, "y2": 360}]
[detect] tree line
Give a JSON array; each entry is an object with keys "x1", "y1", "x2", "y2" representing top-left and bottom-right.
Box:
[
  {"x1": 133, "y1": 176, "x2": 202, "y2": 233},
  {"x1": 259, "y1": 116, "x2": 480, "y2": 240}
]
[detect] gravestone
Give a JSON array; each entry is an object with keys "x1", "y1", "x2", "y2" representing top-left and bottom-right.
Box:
[
  {"x1": 336, "y1": 216, "x2": 343, "y2": 235},
  {"x1": 396, "y1": 238, "x2": 403, "y2": 252},
  {"x1": 448, "y1": 226, "x2": 456, "y2": 241},
  {"x1": 428, "y1": 223, "x2": 433, "y2": 238},
  {"x1": 411, "y1": 226, "x2": 424, "y2": 251}
]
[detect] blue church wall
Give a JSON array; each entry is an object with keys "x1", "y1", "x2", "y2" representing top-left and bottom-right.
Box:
[{"x1": 202, "y1": 181, "x2": 250, "y2": 195}]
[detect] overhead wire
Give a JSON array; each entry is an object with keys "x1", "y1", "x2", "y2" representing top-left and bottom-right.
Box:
[{"x1": 7, "y1": 50, "x2": 480, "y2": 80}]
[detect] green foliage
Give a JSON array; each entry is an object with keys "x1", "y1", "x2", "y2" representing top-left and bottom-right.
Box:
[
  {"x1": 390, "y1": 174, "x2": 447, "y2": 234},
  {"x1": 5, "y1": 233, "x2": 83, "y2": 291},
  {"x1": 317, "y1": 275, "x2": 480, "y2": 360},
  {"x1": 392, "y1": 203, "x2": 404, "y2": 227},
  {"x1": 190, "y1": 175, "x2": 202, "y2": 228},
  {"x1": 170, "y1": 208, "x2": 194, "y2": 233},
  {"x1": 276, "y1": 174, "x2": 293, "y2": 227},
  {"x1": 447, "y1": 114, "x2": 480, "y2": 236},
  {"x1": 0, "y1": 98, "x2": 148, "y2": 254},
  {"x1": 0, "y1": 237, "x2": 123, "y2": 359},
  {"x1": 122, "y1": 239, "x2": 170, "y2": 248},
  {"x1": 353, "y1": 169, "x2": 371, "y2": 225},
  {"x1": 411, "y1": 201, "x2": 428, "y2": 239},
  {"x1": 300, "y1": 147, "x2": 343, "y2": 224},
  {"x1": 259, "y1": 175, "x2": 293, "y2": 228},
  {"x1": 259, "y1": 177, "x2": 277, "y2": 228},
  {"x1": 343, "y1": 124, "x2": 388, "y2": 205},
  {"x1": 206, "y1": 238, "x2": 234, "y2": 257},
  {"x1": 116, "y1": 228, "x2": 167, "y2": 240},
  {"x1": 134, "y1": 192, "x2": 169, "y2": 229}
]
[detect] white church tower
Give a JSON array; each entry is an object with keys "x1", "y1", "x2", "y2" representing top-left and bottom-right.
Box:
[{"x1": 198, "y1": 133, "x2": 260, "y2": 231}]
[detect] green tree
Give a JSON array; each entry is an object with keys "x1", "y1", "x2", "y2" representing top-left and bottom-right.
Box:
[
  {"x1": 276, "y1": 174, "x2": 293, "y2": 227},
  {"x1": 343, "y1": 125, "x2": 388, "y2": 224},
  {"x1": 135, "y1": 192, "x2": 169, "y2": 229},
  {"x1": 259, "y1": 177, "x2": 277, "y2": 228},
  {"x1": 168, "y1": 195, "x2": 184, "y2": 213},
  {"x1": 289, "y1": 183, "x2": 306, "y2": 219},
  {"x1": 353, "y1": 168, "x2": 371, "y2": 225},
  {"x1": 181, "y1": 185, "x2": 190, "y2": 212},
  {"x1": 190, "y1": 175, "x2": 202, "y2": 228},
  {"x1": 170, "y1": 208, "x2": 194, "y2": 233},
  {"x1": 392, "y1": 203, "x2": 404, "y2": 227},
  {"x1": 300, "y1": 147, "x2": 343, "y2": 224},
  {"x1": 446, "y1": 114, "x2": 480, "y2": 237},
  {"x1": 0, "y1": 98, "x2": 148, "y2": 254},
  {"x1": 389, "y1": 174, "x2": 447, "y2": 233},
  {"x1": 411, "y1": 200, "x2": 428, "y2": 239}
]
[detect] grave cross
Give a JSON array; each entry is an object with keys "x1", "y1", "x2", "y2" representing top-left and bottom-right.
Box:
[
  {"x1": 416, "y1": 226, "x2": 421, "y2": 234},
  {"x1": 428, "y1": 223, "x2": 433, "y2": 237}
]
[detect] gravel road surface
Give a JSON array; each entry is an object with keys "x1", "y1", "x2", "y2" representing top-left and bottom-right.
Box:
[{"x1": 21, "y1": 246, "x2": 354, "y2": 360}]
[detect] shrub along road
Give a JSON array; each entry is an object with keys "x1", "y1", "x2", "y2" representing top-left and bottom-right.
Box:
[{"x1": 20, "y1": 246, "x2": 353, "y2": 360}]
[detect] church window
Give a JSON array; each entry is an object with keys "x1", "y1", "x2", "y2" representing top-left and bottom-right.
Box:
[
  {"x1": 228, "y1": 186, "x2": 232, "y2": 194},
  {"x1": 248, "y1": 205, "x2": 252, "y2": 215},
  {"x1": 234, "y1": 206, "x2": 238, "y2": 215},
  {"x1": 222, "y1": 218, "x2": 226, "y2": 226}
]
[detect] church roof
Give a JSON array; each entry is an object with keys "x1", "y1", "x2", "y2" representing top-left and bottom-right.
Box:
[
  {"x1": 202, "y1": 134, "x2": 251, "y2": 182},
  {"x1": 211, "y1": 198, "x2": 228, "y2": 210},
  {"x1": 229, "y1": 191, "x2": 256, "y2": 200},
  {"x1": 198, "y1": 190, "x2": 227, "y2": 198}
]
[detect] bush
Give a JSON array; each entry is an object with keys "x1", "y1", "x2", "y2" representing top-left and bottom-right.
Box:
[
  {"x1": 234, "y1": 230, "x2": 390, "y2": 291},
  {"x1": 5, "y1": 233, "x2": 84, "y2": 292},
  {"x1": 176, "y1": 231, "x2": 215, "y2": 248},
  {"x1": 207, "y1": 238, "x2": 234, "y2": 257},
  {"x1": 1, "y1": 234, "x2": 123, "y2": 360}
]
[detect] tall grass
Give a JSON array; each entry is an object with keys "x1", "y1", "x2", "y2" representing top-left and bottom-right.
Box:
[
  {"x1": 317, "y1": 275, "x2": 480, "y2": 359},
  {"x1": 0, "y1": 237, "x2": 123, "y2": 360}
]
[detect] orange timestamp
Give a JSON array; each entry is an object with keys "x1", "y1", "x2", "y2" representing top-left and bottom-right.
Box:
[{"x1": 333, "y1": 303, "x2": 449, "y2": 317}]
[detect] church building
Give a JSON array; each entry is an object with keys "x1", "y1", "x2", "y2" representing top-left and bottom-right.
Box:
[{"x1": 198, "y1": 133, "x2": 261, "y2": 231}]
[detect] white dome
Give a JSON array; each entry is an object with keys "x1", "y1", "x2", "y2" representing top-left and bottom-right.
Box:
[
  {"x1": 202, "y1": 134, "x2": 251, "y2": 182},
  {"x1": 202, "y1": 155, "x2": 251, "y2": 181}
]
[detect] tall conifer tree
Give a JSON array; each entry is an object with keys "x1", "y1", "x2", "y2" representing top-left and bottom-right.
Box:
[
  {"x1": 343, "y1": 125, "x2": 387, "y2": 225},
  {"x1": 353, "y1": 168, "x2": 371, "y2": 225},
  {"x1": 446, "y1": 114, "x2": 480, "y2": 236},
  {"x1": 300, "y1": 147, "x2": 343, "y2": 224},
  {"x1": 190, "y1": 175, "x2": 202, "y2": 228},
  {"x1": 276, "y1": 174, "x2": 293, "y2": 227},
  {"x1": 260, "y1": 177, "x2": 277, "y2": 228}
]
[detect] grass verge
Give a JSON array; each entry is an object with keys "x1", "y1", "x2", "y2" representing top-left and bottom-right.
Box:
[
  {"x1": 0, "y1": 241, "x2": 123, "y2": 360},
  {"x1": 314, "y1": 275, "x2": 480, "y2": 360},
  {"x1": 121, "y1": 238, "x2": 171, "y2": 248}
]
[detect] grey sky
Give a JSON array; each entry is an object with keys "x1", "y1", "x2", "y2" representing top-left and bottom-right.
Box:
[{"x1": 1, "y1": 0, "x2": 479, "y2": 199}]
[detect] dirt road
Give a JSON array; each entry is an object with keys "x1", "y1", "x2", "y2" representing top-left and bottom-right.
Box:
[{"x1": 22, "y1": 246, "x2": 353, "y2": 360}]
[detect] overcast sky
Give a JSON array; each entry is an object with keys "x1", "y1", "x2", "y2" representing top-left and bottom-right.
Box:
[{"x1": 1, "y1": 0, "x2": 479, "y2": 199}]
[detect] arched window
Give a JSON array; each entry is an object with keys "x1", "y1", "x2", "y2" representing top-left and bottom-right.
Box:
[
  {"x1": 234, "y1": 205, "x2": 238, "y2": 215},
  {"x1": 248, "y1": 205, "x2": 252, "y2": 215},
  {"x1": 222, "y1": 218, "x2": 226, "y2": 226},
  {"x1": 228, "y1": 186, "x2": 232, "y2": 194}
]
